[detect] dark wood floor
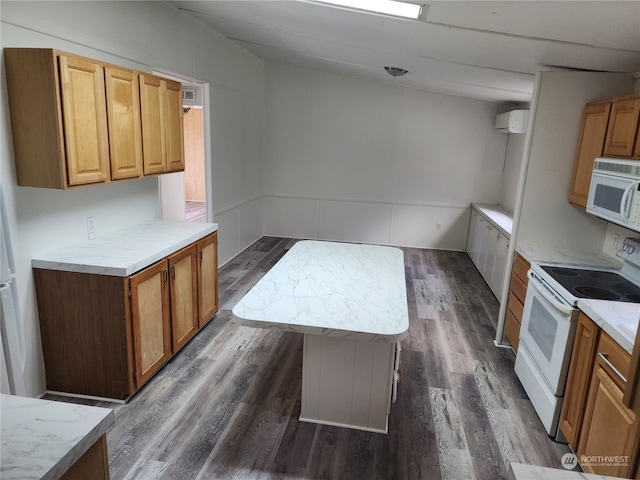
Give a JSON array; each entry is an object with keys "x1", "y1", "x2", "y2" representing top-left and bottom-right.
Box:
[{"x1": 47, "y1": 237, "x2": 571, "y2": 479}]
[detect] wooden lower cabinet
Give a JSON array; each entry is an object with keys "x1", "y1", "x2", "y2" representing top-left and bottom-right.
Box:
[
  {"x1": 35, "y1": 232, "x2": 218, "y2": 400},
  {"x1": 168, "y1": 245, "x2": 198, "y2": 352},
  {"x1": 503, "y1": 253, "x2": 530, "y2": 352},
  {"x1": 130, "y1": 259, "x2": 172, "y2": 388},
  {"x1": 559, "y1": 312, "x2": 600, "y2": 448},
  {"x1": 197, "y1": 233, "x2": 219, "y2": 327},
  {"x1": 578, "y1": 357, "x2": 639, "y2": 478},
  {"x1": 565, "y1": 321, "x2": 640, "y2": 478},
  {"x1": 60, "y1": 434, "x2": 110, "y2": 480}
]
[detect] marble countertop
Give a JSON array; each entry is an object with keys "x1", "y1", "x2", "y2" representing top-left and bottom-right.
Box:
[
  {"x1": 509, "y1": 463, "x2": 618, "y2": 479},
  {"x1": 31, "y1": 220, "x2": 218, "y2": 277},
  {"x1": 1, "y1": 394, "x2": 114, "y2": 480},
  {"x1": 516, "y1": 245, "x2": 622, "y2": 269},
  {"x1": 232, "y1": 240, "x2": 409, "y2": 342},
  {"x1": 473, "y1": 203, "x2": 513, "y2": 237},
  {"x1": 578, "y1": 299, "x2": 640, "y2": 354}
]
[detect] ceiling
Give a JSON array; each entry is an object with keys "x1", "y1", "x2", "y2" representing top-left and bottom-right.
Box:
[{"x1": 170, "y1": 1, "x2": 640, "y2": 104}]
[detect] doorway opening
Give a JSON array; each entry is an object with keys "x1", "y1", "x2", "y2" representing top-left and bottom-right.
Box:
[{"x1": 155, "y1": 71, "x2": 210, "y2": 223}]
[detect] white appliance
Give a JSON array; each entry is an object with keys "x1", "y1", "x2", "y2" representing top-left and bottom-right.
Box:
[
  {"x1": 515, "y1": 237, "x2": 640, "y2": 441},
  {"x1": 587, "y1": 158, "x2": 640, "y2": 232},
  {"x1": 0, "y1": 184, "x2": 26, "y2": 395},
  {"x1": 495, "y1": 109, "x2": 529, "y2": 134}
]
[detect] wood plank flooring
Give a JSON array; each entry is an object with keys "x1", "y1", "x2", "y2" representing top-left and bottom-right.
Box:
[
  {"x1": 186, "y1": 201, "x2": 206, "y2": 222},
  {"x1": 46, "y1": 237, "x2": 572, "y2": 479}
]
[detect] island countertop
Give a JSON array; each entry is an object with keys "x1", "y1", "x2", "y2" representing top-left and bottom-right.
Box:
[
  {"x1": 232, "y1": 240, "x2": 409, "y2": 342},
  {"x1": 31, "y1": 220, "x2": 217, "y2": 277},
  {"x1": 1, "y1": 394, "x2": 114, "y2": 480}
]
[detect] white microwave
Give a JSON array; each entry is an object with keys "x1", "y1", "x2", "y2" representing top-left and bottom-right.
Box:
[{"x1": 587, "y1": 158, "x2": 640, "y2": 232}]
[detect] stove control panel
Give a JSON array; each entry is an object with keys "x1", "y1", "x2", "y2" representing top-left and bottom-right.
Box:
[{"x1": 617, "y1": 238, "x2": 640, "y2": 266}]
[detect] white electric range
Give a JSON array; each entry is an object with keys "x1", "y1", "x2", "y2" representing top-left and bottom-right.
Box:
[{"x1": 515, "y1": 237, "x2": 640, "y2": 441}]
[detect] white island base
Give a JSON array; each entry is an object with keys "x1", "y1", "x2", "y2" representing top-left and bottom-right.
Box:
[
  {"x1": 300, "y1": 335, "x2": 399, "y2": 433},
  {"x1": 232, "y1": 240, "x2": 408, "y2": 434}
]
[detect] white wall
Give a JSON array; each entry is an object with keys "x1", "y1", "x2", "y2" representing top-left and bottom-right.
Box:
[
  {"x1": 0, "y1": 1, "x2": 264, "y2": 396},
  {"x1": 262, "y1": 63, "x2": 508, "y2": 249},
  {"x1": 516, "y1": 72, "x2": 636, "y2": 249},
  {"x1": 499, "y1": 132, "x2": 526, "y2": 213}
]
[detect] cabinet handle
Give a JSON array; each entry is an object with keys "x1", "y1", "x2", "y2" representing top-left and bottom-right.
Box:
[
  {"x1": 200, "y1": 250, "x2": 203, "y2": 263},
  {"x1": 163, "y1": 269, "x2": 169, "y2": 286},
  {"x1": 171, "y1": 265, "x2": 176, "y2": 281},
  {"x1": 598, "y1": 353, "x2": 627, "y2": 384}
]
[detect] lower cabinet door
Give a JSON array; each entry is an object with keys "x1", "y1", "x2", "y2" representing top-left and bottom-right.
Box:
[
  {"x1": 169, "y1": 244, "x2": 198, "y2": 352},
  {"x1": 129, "y1": 260, "x2": 172, "y2": 388},
  {"x1": 197, "y1": 232, "x2": 219, "y2": 327},
  {"x1": 577, "y1": 360, "x2": 639, "y2": 478}
]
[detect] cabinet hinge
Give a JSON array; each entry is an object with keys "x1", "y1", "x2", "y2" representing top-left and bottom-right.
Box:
[{"x1": 128, "y1": 289, "x2": 132, "y2": 297}]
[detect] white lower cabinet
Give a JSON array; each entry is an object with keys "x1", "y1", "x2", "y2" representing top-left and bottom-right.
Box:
[
  {"x1": 490, "y1": 233, "x2": 510, "y2": 297},
  {"x1": 467, "y1": 207, "x2": 511, "y2": 301},
  {"x1": 300, "y1": 334, "x2": 397, "y2": 433}
]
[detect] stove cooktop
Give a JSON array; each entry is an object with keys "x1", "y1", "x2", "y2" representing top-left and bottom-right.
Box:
[{"x1": 539, "y1": 265, "x2": 640, "y2": 303}]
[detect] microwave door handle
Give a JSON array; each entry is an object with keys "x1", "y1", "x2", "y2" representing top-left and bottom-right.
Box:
[
  {"x1": 621, "y1": 182, "x2": 637, "y2": 221},
  {"x1": 527, "y1": 271, "x2": 574, "y2": 316}
]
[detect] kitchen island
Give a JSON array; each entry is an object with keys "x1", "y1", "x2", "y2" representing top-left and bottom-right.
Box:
[
  {"x1": 232, "y1": 240, "x2": 409, "y2": 433},
  {"x1": 1, "y1": 394, "x2": 114, "y2": 480}
]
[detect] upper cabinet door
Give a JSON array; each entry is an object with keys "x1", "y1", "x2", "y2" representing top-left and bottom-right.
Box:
[
  {"x1": 105, "y1": 66, "x2": 143, "y2": 180},
  {"x1": 164, "y1": 79, "x2": 186, "y2": 173},
  {"x1": 568, "y1": 101, "x2": 611, "y2": 208},
  {"x1": 140, "y1": 74, "x2": 167, "y2": 175},
  {"x1": 604, "y1": 96, "x2": 640, "y2": 158},
  {"x1": 58, "y1": 54, "x2": 110, "y2": 186}
]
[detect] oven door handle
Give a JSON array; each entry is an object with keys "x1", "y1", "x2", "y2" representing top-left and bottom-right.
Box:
[{"x1": 527, "y1": 270, "x2": 574, "y2": 316}]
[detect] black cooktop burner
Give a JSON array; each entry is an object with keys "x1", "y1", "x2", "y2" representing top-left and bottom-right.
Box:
[{"x1": 540, "y1": 265, "x2": 640, "y2": 303}]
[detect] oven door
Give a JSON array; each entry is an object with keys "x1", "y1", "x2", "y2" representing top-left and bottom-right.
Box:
[{"x1": 517, "y1": 271, "x2": 578, "y2": 396}]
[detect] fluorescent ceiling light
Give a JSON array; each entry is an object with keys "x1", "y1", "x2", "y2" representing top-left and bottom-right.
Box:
[{"x1": 314, "y1": 0, "x2": 424, "y2": 20}]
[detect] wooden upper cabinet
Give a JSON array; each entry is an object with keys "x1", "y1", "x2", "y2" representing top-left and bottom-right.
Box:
[
  {"x1": 197, "y1": 232, "x2": 219, "y2": 327},
  {"x1": 140, "y1": 74, "x2": 185, "y2": 175},
  {"x1": 168, "y1": 245, "x2": 198, "y2": 353},
  {"x1": 604, "y1": 95, "x2": 640, "y2": 158},
  {"x1": 58, "y1": 54, "x2": 110, "y2": 186},
  {"x1": 4, "y1": 48, "x2": 185, "y2": 189},
  {"x1": 568, "y1": 101, "x2": 611, "y2": 208},
  {"x1": 105, "y1": 66, "x2": 143, "y2": 180},
  {"x1": 164, "y1": 79, "x2": 186, "y2": 173},
  {"x1": 140, "y1": 74, "x2": 167, "y2": 175}
]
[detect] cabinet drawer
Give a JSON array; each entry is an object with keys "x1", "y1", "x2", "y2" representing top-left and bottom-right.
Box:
[
  {"x1": 507, "y1": 291, "x2": 524, "y2": 324},
  {"x1": 512, "y1": 254, "x2": 530, "y2": 284},
  {"x1": 596, "y1": 331, "x2": 631, "y2": 391},
  {"x1": 510, "y1": 272, "x2": 527, "y2": 305},
  {"x1": 504, "y1": 308, "x2": 521, "y2": 352}
]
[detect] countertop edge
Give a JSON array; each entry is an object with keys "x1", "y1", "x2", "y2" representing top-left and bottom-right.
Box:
[
  {"x1": 577, "y1": 299, "x2": 636, "y2": 354},
  {"x1": 31, "y1": 221, "x2": 218, "y2": 277},
  {"x1": 231, "y1": 315, "x2": 409, "y2": 343},
  {"x1": 46, "y1": 409, "x2": 115, "y2": 480},
  {"x1": 509, "y1": 462, "x2": 618, "y2": 479}
]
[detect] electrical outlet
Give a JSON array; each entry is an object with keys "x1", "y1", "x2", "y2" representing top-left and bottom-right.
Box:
[
  {"x1": 87, "y1": 216, "x2": 96, "y2": 240},
  {"x1": 436, "y1": 222, "x2": 442, "y2": 231}
]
